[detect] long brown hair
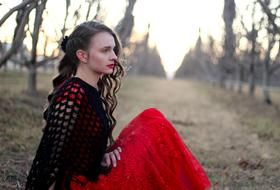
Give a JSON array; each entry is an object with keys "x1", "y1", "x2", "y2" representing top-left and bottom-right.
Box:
[{"x1": 44, "y1": 21, "x2": 125, "y2": 150}]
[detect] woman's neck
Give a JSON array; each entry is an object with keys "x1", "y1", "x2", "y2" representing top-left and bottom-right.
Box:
[{"x1": 75, "y1": 67, "x2": 100, "y2": 91}]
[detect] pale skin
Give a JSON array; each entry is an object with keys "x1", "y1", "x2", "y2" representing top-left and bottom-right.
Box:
[{"x1": 49, "y1": 31, "x2": 122, "y2": 190}]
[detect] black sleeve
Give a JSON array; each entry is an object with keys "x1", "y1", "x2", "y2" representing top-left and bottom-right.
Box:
[{"x1": 25, "y1": 84, "x2": 108, "y2": 190}]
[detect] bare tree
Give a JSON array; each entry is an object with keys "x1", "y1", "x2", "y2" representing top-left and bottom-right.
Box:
[
  {"x1": 257, "y1": 0, "x2": 280, "y2": 104},
  {"x1": 85, "y1": 0, "x2": 104, "y2": 22},
  {"x1": 115, "y1": 0, "x2": 137, "y2": 48},
  {"x1": 239, "y1": 2, "x2": 263, "y2": 97},
  {"x1": 175, "y1": 30, "x2": 218, "y2": 81},
  {"x1": 72, "y1": 5, "x2": 82, "y2": 26},
  {"x1": 2, "y1": 0, "x2": 58, "y2": 94},
  {"x1": 26, "y1": 0, "x2": 48, "y2": 95},
  {"x1": 61, "y1": 0, "x2": 71, "y2": 37},
  {"x1": 219, "y1": 0, "x2": 236, "y2": 88},
  {"x1": 93, "y1": 0, "x2": 102, "y2": 20},
  {"x1": 86, "y1": 0, "x2": 94, "y2": 21},
  {"x1": 0, "y1": 0, "x2": 37, "y2": 26},
  {"x1": 128, "y1": 24, "x2": 165, "y2": 77},
  {"x1": 0, "y1": 0, "x2": 37, "y2": 67}
]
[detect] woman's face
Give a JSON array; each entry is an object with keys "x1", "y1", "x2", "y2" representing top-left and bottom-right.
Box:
[{"x1": 86, "y1": 31, "x2": 117, "y2": 75}]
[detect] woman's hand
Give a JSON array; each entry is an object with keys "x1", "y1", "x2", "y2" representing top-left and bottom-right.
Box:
[{"x1": 100, "y1": 146, "x2": 122, "y2": 168}]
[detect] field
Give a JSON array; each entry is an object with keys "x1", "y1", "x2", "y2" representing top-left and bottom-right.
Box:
[{"x1": 0, "y1": 71, "x2": 280, "y2": 189}]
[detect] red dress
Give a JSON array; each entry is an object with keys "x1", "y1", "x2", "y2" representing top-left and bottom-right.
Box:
[{"x1": 68, "y1": 107, "x2": 211, "y2": 190}]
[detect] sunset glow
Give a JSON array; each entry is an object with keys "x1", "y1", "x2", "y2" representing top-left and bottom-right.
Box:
[{"x1": 0, "y1": 0, "x2": 253, "y2": 78}]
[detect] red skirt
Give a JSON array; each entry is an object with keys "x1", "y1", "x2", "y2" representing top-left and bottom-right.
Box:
[{"x1": 69, "y1": 108, "x2": 211, "y2": 190}]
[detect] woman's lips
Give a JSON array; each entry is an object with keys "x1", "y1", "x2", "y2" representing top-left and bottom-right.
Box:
[{"x1": 107, "y1": 64, "x2": 115, "y2": 68}]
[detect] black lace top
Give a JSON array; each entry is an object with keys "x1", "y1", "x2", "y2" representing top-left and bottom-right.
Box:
[{"x1": 25, "y1": 77, "x2": 112, "y2": 190}]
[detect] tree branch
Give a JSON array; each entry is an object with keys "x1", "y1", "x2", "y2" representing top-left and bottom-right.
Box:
[
  {"x1": 35, "y1": 56, "x2": 59, "y2": 68},
  {"x1": 0, "y1": 1, "x2": 36, "y2": 68},
  {"x1": 257, "y1": 0, "x2": 280, "y2": 34},
  {"x1": 0, "y1": 0, "x2": 37, "y2": 26}
]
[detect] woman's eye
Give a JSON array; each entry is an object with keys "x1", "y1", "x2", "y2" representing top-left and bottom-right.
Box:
[{"x1": 102, "y1": 48, "x2": 110, "y2": 53}]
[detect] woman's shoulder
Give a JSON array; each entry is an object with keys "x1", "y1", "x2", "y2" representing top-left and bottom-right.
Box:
[
  {"x1": 56, "y1": 76, "x2": 99, "y2": 95},
  {"x1": 60, "y1": 77, "x2": 86, "y2": 93},
  {"x1": 47, "y1": 76, "x2": 103, "y2": 116},
  {"x1": 66, "y1": 76, "x2": 100, "y2": 95},
  {"x1": 49, "y1": 77, "x2": 87, "y2": 105}
]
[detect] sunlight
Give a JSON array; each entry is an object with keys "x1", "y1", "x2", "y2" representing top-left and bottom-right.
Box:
[{"x1": 0, "y1": 0, "x2": 253, "y2": 77}]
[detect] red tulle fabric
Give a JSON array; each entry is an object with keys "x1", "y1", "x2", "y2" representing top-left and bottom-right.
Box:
[{"x1": 66, "y1": 108, "x2": 211, "y2": 190}]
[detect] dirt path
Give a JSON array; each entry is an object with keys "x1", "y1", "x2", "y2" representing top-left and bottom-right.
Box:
[{"x1": 116, "y1": 76, "x2": 280, "y2": 189}]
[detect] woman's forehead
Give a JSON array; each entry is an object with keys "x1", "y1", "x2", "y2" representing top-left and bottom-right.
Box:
[{"x1": 90, "y1": 32, "x2": 115, "y2": 47}]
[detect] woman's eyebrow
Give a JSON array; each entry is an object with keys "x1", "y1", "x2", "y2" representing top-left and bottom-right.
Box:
[{"x1": 102, "y1": 45, "x2": 115, "y2": 49}]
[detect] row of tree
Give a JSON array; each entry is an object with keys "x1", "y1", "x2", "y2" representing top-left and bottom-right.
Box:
[
  {"x1": 0, "y1": 0, "x2": 165, "y2": 95},
  {"x1": 175, "y1": 0, "x2": 280, "y2": 105}
]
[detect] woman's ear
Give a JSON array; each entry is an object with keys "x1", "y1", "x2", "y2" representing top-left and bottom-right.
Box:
[{"x1": 76, "y1": 49, "x2": 88, "y2": 63}]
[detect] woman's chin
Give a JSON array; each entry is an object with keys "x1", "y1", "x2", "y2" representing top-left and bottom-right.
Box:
[{"x1": 104, "y1": 68, "x2": 114, "y2": 74}]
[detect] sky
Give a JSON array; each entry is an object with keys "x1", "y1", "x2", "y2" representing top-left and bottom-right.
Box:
[{"x1": 0, "y1": 0, "x2": 254, "y2": 78}]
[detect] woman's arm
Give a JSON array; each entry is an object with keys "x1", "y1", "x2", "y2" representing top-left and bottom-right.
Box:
[
  {"x1": 25, "y1": 85, "x2": 84, "y2": 189},
  {"x1": 26, "y1": 83, "x2": 106, "y2": 189}
]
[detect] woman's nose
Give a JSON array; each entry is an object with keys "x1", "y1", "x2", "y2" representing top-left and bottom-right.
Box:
[{"x1": 111, "y1": 51, "x2": 117, "y2": 60}]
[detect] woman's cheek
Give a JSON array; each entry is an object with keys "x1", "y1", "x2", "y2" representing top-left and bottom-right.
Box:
[{"x1": 91, "y1": 52, "x2": 105, "y2": 64}]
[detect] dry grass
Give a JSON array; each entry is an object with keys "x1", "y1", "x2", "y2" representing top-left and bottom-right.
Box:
[{"x1": 1, "y1": 71, "x2": 280, "y2": 189}]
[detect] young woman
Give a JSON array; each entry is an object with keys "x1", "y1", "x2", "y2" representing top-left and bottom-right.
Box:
[{"x1": 25, "y1": 21, "x2": 211, "y2": 190}]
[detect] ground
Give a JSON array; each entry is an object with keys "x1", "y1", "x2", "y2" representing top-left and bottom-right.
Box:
[{"x1": 0, "y1": 71, "x2": 279, "y2": 189}]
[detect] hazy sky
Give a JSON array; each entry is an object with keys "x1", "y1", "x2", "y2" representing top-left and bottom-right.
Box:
[{"x1": 0, "y1": 0, "x2": 253, "y2": 78}]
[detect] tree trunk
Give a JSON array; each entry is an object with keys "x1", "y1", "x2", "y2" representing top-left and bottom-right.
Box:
[
  {"x1": 219, "y1": 0, "x2": 236, "y2": 87},
  {"x1": 219, "y1": 72, "x2": 226, "y2": 88},
  {"x1": 3, "y1": 62, "x2": 7, "y2": 72},
  {"x1": 261, "y1": 34, "x2": 274, "y2": 105},
  {"x1": 262, "y1": 62, "x2": 272, "y2": 104},
  {"x1": 262, "y1": 53, "x2": 272, "y2": 104},
  {"x1": 27, "y1": 65, "x2": 37, "y2": 95},
  {"x1": 248, "y1": 63, "x2": 255, "y2": 97},
  {"x1": 237, "y1": 64, "x2": 244, "y2": 94},
  {"x1": 229, "y1": 74, "x2": 235, "y2": 91},
  {"x1": 26, "y1": 0, "x2": 47, "y2": 95}
]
